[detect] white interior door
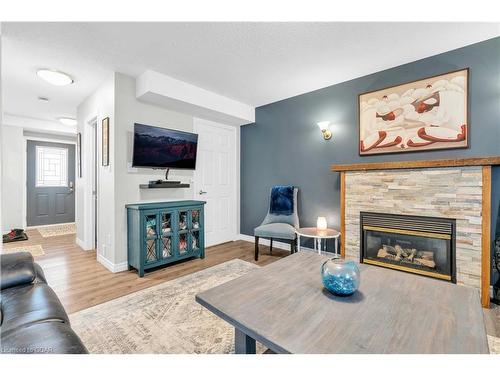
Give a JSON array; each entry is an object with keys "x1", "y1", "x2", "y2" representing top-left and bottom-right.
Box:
[{"x1": 194, "y1": 119, "x2": 237, "y2": 247}]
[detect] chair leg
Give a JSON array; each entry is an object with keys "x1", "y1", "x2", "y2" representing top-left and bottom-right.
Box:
[
  {"x1": 254, "y1": 236, "x2": 260, "y2": 261},
  {"x1": 294, "y1": 238, "x2": 298, "y2": 253},
  {"x1": 269, "y1": 238, "x2": 273, "y2": 254},
  {"x1": 290, "y1": 240, "x2": 294, "y2": 253}
]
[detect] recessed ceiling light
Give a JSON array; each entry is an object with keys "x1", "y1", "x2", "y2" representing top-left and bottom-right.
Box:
[
  {"x1": 59, "y1": 117, "x2": 77, "y2": 126},
  {"x1": 37, "y1": 69, "x2": 74, "y2": 86}
]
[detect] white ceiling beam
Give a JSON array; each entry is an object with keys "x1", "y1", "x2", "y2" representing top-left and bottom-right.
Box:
[
  {"x1": 2, "y1": 113, "x2": 77, "y2": 135},
  {"x1": 136, "y1": 70, "x2": 255, "y2": 126}
]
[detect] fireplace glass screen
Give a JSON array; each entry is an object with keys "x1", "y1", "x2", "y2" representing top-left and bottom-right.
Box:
[{"x1": 361, "y1": 212, "x2": 455, "y2": 282}]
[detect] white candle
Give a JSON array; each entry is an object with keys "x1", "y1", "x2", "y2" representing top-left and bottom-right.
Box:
[{"x1": 317, "y1": 216, "x2": 327, "y2": 230}]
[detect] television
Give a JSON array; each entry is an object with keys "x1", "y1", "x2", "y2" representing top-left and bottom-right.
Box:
[{"x1": 132, "y1": 123, "x2": 198, "y2": 169}]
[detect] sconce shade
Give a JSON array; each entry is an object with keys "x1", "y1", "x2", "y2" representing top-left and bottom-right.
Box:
[
  {"x1": 317, "y1": 121, "x2": 330, "y2": 131},
  {"x1": 317, "y1": 121, "x2": 332, "y2": 140},
  {"x1": 317, "y1": 216, "x2": 328, "y2": 230}
]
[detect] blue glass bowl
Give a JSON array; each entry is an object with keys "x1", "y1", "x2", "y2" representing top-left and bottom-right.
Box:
[{"x1": 321, "y1": 257, "x2": 360, "y2": 296}]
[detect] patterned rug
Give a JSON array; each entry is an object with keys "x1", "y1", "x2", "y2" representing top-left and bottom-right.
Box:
[
  {"x1": 1, "y1": 244, "x2": 45, "y2": 257},
  {"x1": 69, "y1": 257, "x2": 499, "y2": 354},
  {"x1": 70, "y1": 259, "x2": 265, "y2": 354},
  {"x1": 37, "y1": 223, "x2": 76, "y2": 237},
  {"x1": 488, "y1": 335, "x2": 500, "y2": 354}
]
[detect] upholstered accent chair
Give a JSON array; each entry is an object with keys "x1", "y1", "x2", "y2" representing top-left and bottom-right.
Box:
[{"x1": 254, "y1": 187, "x2": 299, "y2": 261}]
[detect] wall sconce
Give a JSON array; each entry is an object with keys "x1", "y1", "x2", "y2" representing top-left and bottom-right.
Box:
[
  {"x1": 317, "y1": 121, "x2": 332, "y2": 140},
  {"x1": 317, "y1": 216, "x2": 328, "y2": 230}
]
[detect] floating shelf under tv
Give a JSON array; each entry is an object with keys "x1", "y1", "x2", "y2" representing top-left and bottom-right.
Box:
[{"x1": 139, "y1": 183, "x2": 190, "y2": 189}]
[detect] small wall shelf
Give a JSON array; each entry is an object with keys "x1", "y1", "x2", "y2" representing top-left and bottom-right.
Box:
[{"x1": 139, "y1": 183, "x2": 190, "y2": 189}]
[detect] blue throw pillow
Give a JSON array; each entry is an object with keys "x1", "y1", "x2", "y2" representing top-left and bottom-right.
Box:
[{"x1": 269, "y1": 185, "x2": 294, "y2": 215}]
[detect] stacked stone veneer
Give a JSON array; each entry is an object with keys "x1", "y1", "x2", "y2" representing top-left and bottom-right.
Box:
[{"x1": 345, "y1": 166, "x2": 483, "y2": 289}]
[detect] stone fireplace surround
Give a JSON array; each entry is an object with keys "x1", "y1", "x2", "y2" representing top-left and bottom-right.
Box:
[{"x1": 332, "y1": 157, "x2": 500, "y2": 308}]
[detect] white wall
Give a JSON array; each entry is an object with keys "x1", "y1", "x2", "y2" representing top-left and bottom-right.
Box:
[
  {"x1": 76, "y1": 73, "x2": 115, "y2": 259},
  {"x1": 76, "y1": 72, "x2": 243, "y2": 271},
  {"x1": 113, "y1": 73, "x2": 194, "y2": 265},
  {"x1": 1, "y1": 125, "x2": 24, "y2": 232}
]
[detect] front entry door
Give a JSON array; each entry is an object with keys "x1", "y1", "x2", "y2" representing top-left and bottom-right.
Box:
[
  {"x1": 194, "y1": 119, "x2": 236, "y2": 247},
  {"x1": 27, "y1": 140, "x2": 75, "y2": 226}
]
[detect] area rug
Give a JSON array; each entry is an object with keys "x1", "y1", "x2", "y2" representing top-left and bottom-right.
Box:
[
  {"x1": 37, "y1": 223, "x2": 76, "y2": 237},
  {"x1": 70, "y1": 259, "x2": 265, "y2": 354},
  {"x1": 488, "y1": 335, "x2": 500, "y2": 354},
  {"x1": 1, "y1": 244, "x2": 45, "y2": 257}
]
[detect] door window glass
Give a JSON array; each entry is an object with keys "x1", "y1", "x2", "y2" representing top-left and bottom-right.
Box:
[{"x1": 36, "y1": 146, "x2": 68, "y2": 187}]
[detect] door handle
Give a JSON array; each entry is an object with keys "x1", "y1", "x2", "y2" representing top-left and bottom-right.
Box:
[
  {"x1": 199, "y1": 190, "x2": 207, "y2": 195},
  {"x1": 69, "y1": 181, "x2": 74, "y2": 193}
]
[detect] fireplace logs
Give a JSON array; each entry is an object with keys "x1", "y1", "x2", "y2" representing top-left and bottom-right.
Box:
[{"x1": 377, "y1": 244, "x2": 436, "y2": 269}]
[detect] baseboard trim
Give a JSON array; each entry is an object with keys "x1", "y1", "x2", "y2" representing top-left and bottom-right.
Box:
[
  {"x1": 26, "y1": 222, "x2": 76, "y2": 230},
  {"x1": 75, "y1": 237, "x2": 93, "y2": 251},
  {"x1": 97, "y1": 253, "x2": 128, "y2": 273},
  {"x1": 238, "y1": 234, "x2": 292, "y2": 251},
  {"x1": 238, "y1": 233, "x2": 319, "y2": 253}
]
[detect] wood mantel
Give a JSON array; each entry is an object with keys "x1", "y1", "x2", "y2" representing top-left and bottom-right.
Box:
[{"x1": 331, "y1": 156, "x2": 500, "y2": 172}]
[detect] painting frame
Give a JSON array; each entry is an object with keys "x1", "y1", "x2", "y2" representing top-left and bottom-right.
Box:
[
  {"x1": 77, "y1": 132, "x2": 82, "y2": 177},
  {"x1": 102, "y1": 117, "x2": 109, "y2": 166},
  {"x1": 358, "y1": 68, "x2": 469, "y2": 156}
]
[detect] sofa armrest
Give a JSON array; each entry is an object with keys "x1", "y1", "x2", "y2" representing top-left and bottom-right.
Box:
[
  {"x1": 1, "y1": 252, "x2": 37, "y2": 290},
  {"x1": 33, "y1": 263, "x2": 47, "y2": 284}
]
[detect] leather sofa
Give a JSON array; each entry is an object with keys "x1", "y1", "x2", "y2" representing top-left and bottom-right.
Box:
[{"x1": 0, "y1": 252, "x2": 88, "y2": 354}]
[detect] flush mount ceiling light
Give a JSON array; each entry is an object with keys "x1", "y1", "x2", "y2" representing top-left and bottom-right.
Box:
[
  {"x1": 59, "y1": 117, "x2": 77, "y2": 126},
  {"x1": 36, "y1": 69, "x2": 74, "y2": 86}
]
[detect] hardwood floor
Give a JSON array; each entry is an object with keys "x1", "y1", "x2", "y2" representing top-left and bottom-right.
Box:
[
  {"x1": 4, "y1": 228, "x2": 499, "y2": 341},
  {"x1": 3, "y1": 229, "x2": 288, "y2": 314}
]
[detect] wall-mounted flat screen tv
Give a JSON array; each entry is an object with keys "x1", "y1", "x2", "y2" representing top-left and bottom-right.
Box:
[{"x1": 132, "y1": 123, "x2": 198, "y2": 169}]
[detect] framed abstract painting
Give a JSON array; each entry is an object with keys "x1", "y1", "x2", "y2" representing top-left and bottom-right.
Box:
[{"x1": 358, "y1": 68, "x2": 469, "y2": 155}]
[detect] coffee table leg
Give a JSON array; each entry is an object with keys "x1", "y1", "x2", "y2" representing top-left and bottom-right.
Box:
[{"x1": 235, "y1": 328, "x2": 256, "y2": 354}]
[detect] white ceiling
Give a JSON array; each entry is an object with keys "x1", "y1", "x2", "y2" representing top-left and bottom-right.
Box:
[{"x1": 2, "y1": 22, "x2": 499, "y2": 124}]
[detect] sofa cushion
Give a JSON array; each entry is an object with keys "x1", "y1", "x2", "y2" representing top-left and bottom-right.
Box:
[
  {"x1": 254, "y1": 223, "x2": 296, "y2": 240},
  {"x1": 0, "y1": 283, "x2": 69, "y2": 334},
  {"x1": 1, "y1": 321, "x2": 88, "y2": 354}
]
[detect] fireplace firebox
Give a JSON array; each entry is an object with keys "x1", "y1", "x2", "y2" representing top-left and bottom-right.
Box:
[{"x1": 360, "y1": 212, "x2": 456, "y2": 282}]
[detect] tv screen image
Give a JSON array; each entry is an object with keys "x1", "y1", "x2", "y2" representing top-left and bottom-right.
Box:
[{"x1": 132, "y1": 123, "x2": 198, "y2": 169}]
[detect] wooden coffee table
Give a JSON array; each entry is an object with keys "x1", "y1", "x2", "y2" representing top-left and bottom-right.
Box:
[{"x1": 195, "y1": 252, "x2": 488, "y2": 354}]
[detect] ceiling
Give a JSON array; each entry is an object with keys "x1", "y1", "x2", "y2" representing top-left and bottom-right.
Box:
[{"x1": 2, "y1": 22, "x2": 499, "y2": 125}]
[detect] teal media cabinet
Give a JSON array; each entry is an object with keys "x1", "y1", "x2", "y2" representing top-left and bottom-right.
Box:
[{"x1": 126, "y1": 200, "x2": 206, "y2": 277}]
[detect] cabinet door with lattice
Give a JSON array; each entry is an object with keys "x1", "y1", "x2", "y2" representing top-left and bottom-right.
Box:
[
  {"x1": 143, "y1": 212, "x2": 159, "y2": 264},
  {"x1": 177, "y1": 209, "x2": 189, "y2": 256},
  {"x1": 189, "y1": 208, "x2": 202, "y2": 255},
  {"x1": 159, "y1": 210, "x2": 174, "y2": 260}
]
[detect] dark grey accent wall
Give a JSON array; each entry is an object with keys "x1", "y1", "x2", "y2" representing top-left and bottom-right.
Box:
[{"x1": 241, "y1": 37, "x2": 500, "y2": 274}]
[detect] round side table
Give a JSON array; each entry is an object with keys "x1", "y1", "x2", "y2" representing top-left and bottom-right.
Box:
[{"x1": 295, "y1": 227, "x2": 341, "y2": 255}]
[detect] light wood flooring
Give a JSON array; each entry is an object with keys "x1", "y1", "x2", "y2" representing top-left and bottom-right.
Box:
[
  {"x1": 3, "y1": 229, "x2": 288, "y2": 314},
  {"x1": 3, "y1": 228, "x2": 499, "y2": 339}
]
